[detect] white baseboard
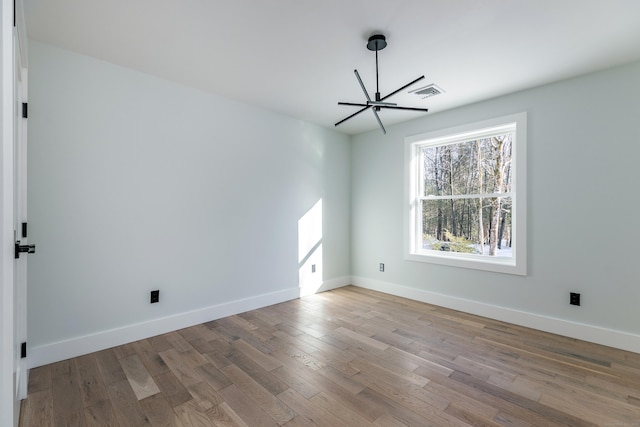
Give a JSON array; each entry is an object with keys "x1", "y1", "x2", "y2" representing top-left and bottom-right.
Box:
[
  {"x1": 31, "y1": 275, "x2": 637, "y2": 368},
  {"x1": 299, "y1": 275, "x2": 351, "y2": 297},
  {"x1": 352, "y1": 276, "x2": 640, "y2": 354},
  {"x1": 28, "y1": 277, "x2": 349, "y2": 368}
]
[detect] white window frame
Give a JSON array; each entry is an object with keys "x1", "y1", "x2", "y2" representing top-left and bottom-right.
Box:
[{"x1": 404, "y1": 112, "x2": 527, "y2": 275}]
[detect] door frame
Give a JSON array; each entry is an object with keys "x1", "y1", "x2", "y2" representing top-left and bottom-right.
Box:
[
  {"x1": 0, "y1": 0, "x2": 17, "y2": 423},
  {"x1": 13, "y1": 0, "x2": 28, "y2": 404}
]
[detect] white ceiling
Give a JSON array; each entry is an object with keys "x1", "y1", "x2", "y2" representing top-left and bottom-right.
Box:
[{"x1": 23, "y1": 0, "x2": 640, "y2": 135}]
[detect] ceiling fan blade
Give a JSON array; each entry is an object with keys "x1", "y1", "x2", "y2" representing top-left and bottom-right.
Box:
[
  {"x1": 380, "y1": 75, "x2": 425, "y2": 101},
  {"x1": 378, "y1": 105, "x2": 429, "y2": 112},
  {"x1": 335, "y1": 70, "x2": 376, "y2": 127},
  {"x1": 334, "y1": 105, "x2": 371, "y2": 127},
  {"x1": 371, "y1": 108, "x2": 386, "y2": 135},
  {"x1": 356, "y1": 69, "x2": 387, "y2": 133},
  {"x1": 354, "y1": 69, "x2": 373, "y2": 102},
  {"x1": 338, "y1": 102, "x2": 368, "y2": 107}
]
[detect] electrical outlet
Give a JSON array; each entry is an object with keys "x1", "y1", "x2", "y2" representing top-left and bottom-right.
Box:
[
  {"x1": 379, "y1": 263, "x2": 385, "y2": 272},
  {"x1": 570, "y1": 292, "x2": 580, "y2": 306},
  {"x1": 311, "y1": 264, "x2": 316, "y2": 273},
  {"x1": 150, "y1": 290, "x2": 160, "y2": 304}
]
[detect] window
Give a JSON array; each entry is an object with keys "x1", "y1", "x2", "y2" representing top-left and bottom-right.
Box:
[{"x1": 405, "y1": 113, "x2": 526, "y2": 275}]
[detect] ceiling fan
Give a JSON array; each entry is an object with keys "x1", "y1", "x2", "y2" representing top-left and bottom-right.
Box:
[{"x1": 335, "y1": 34, "x2": 429, "y2": 134}]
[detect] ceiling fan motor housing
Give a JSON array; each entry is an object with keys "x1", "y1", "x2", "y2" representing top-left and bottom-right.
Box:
[{"x1": 367, "y1": 34, "x2": 387, "y2": 51}]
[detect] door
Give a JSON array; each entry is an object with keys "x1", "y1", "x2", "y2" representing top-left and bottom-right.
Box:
[
  {"x1": 13, "y1": 10, "x2": 28, "y2": 408},
  {"x1": 1, "y1": 1, "x2": 27, "y2": 425}
]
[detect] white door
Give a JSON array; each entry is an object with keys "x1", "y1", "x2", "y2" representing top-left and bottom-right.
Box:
[
  {"x1": 13, "y1": 11, "x2": 29, "y2": 408},
  {"x1": 1, "y1": 1, "x2": 27, "y2": 426}
]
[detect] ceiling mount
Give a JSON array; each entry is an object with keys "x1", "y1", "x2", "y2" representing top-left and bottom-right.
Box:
[
  {"x1": 366, "y1": 34, "x2": 387, "y2": 51},
  {"x1": 335, "y1": 34, "x2": 429, "y2": 134}
]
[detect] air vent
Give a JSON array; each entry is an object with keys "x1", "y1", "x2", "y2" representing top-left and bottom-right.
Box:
[{"x1": 409, "y1": 84, "x2": 444, "y2": 99}]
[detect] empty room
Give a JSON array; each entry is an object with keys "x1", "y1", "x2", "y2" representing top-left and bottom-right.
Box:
[{"x1": 2, "y1": 0, "x2": 640, "y2": 426}]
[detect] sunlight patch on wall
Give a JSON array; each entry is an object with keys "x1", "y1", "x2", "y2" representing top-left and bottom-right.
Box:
[{"x1": 298, "y1": 199, "x2": 323, "y2": 296}]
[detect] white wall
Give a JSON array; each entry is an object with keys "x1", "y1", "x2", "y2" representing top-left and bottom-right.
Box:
[
  {"x1": 26, "y1": 40, "x2": 640, "y2": 364},
  {"x1": 27, "y1": 42, "x2": 351, "y2": 366},
  {"x1": 351, "y1": 60, "x2": 640, "y2": 351}
]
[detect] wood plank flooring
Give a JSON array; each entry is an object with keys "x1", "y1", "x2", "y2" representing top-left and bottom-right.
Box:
[{"x1": 20, "y1": 286, "x2": 640, "y2": 426}]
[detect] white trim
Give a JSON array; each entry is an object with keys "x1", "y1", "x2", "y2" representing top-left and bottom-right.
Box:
[
  {"x1": 422, "y1": 192, "x2": 511, "y2": 201},
  {"x1": 28, "y1": 278, "x2": 351, "y2": 368},
  {"x1": 25, "y1": 275, "x2": 640, "y2": 368},
  {"x1": 407, "y1": 122, "x2": 518, "y2": 148},
  {"x1": 28, "y1": 287, "x2": 297, "y2": 367},
  {"x1": 299, "y1": 275, "x2": 351, "y2": 297},
  {"x1": 352, "y1": 276, "x2": 640, "y2": 354},
  {"x1": 13, "y1": 0, "x2": 26, "y2": 69},
  {"x1": 13, "y1": 18, "x2": 28, "y2": 403},
  {"x1": 1, "y1": 0, "x2": 16, "y2": 425},
  {"x1": 404, "y1": 251, "x2": 518, "y2": 275},
  {"x1": 404, "y1": 112, "x2": 527, "y2": 276}
]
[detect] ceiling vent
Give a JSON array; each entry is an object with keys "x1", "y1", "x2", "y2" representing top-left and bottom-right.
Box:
[{"x1": 409, "y1": 84, "x2": 444, "y2": 99}]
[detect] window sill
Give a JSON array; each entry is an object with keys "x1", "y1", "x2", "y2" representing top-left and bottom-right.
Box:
[{"x1": 405, "y1": 251, "x2": 526, "y2": 276}]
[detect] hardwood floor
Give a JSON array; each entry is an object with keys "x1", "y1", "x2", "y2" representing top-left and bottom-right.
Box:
[{"x1": 20, "y1": 286, "x2": 640, "y2": 426}]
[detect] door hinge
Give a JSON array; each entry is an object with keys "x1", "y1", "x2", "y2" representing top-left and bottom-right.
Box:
[
  {"x1": 22, "y1": 102, "x2": 28, "y2": 119},
  {"x1": 22, "y1": 222, "x2": 27, "y2": 238},
  {"x1": 21, "y1": 342, "x2": 27, "y2": 358}
]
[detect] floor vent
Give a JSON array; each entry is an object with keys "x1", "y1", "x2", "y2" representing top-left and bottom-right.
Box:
[{"x1": 409, "y1": 84, "x2": 444, "y2": 99}]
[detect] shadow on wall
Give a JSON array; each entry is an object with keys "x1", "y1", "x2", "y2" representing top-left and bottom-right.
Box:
[{"x1": 298, "y1": 199, "x2": 323, "y2": 296}]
